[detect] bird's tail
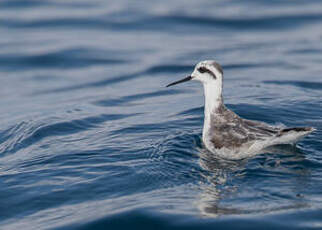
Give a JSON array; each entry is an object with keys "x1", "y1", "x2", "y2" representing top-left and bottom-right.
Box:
[
  {"x1": 275, "y1": 127, "x2": 315, "y2": 145},
  {"x1": 280, "y1": 127, "x2": 315, "y2": 134}
]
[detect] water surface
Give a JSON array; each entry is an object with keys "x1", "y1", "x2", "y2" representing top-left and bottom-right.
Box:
[{"x1": 1, "y1": 0, "x2": 322, "y2": 229}]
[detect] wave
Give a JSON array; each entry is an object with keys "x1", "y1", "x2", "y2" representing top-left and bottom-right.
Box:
[{"x1": 0, "y1": 113, "x2": 139, "y2": 156}]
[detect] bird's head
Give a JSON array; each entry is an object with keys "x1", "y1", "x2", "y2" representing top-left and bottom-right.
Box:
[{"x1": 166, "y1": 60, "x2": 223, "y2": 87}]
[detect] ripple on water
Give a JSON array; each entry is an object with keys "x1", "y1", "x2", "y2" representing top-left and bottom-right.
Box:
[
  {"x1": 0, "y1": 49, "x2": 128, "y2": 72},
  {"x1": 0, "y1": 113, "x2": 139, "y2": 156}
]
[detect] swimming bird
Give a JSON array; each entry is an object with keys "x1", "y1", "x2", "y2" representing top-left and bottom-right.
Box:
[{"x1": 166, "y1": 60, "x2": 314, "y2": 159}]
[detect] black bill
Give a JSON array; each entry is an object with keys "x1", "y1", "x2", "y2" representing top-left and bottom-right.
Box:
[{"x1": 166, "y1": 76, "x2": 192, "y2": 87}]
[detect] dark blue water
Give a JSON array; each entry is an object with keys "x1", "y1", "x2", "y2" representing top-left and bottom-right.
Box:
[{"x1": 1, "y1": 0, "x2": 322, "y2": 229}]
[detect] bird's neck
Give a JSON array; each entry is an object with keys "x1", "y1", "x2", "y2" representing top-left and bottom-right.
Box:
[
  {"x1": 202, "y1": 82, "x2": 223, "y2": 142},
  {"x1": 203, "y1": 82, "x2": 223, "y2": 119}
]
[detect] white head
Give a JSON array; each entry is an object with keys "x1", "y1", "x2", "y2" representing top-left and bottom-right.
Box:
[
  {"x1": 166, "y1": 60, "x2": 223, "y2": 87},
  {"x1": 190, "y1": 60, "x2": 223, "y2": 86},
  {"x1": 166, "y1": 60, "x2": 224, "y2": 113},
  {"x1": 167, "y1": 60, "x2": 223, "y2": 96}
]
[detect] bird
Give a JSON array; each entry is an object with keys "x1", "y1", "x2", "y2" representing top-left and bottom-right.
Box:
[{"x1": 166, "y1": 60, "x2": 315, "y2": 159}]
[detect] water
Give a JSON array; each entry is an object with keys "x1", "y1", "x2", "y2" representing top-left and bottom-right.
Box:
[{"x1": 1, "y1": 0, "x2": 322, "y2": 229}]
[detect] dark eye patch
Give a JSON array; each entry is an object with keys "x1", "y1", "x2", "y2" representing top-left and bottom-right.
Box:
[
  {"x1": 197, "y1": 67, "x2": 208, "y2": 73},
  {"x1": 197, "y1": 67, "x2": 217, "y2": 79}
]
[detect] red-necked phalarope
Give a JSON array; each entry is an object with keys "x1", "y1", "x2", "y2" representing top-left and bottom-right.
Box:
[{"x1": 166, "y1": 60, "x2": 315, "y2": 159}]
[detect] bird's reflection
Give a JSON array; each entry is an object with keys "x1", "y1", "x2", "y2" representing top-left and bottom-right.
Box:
[{"x1": 197, "y1": 144, "x2": 310, "y2": 217}]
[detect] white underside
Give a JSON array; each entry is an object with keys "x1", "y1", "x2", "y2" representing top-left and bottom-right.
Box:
[{"x1": 203, "y1": 130, "x2": 313, "y2": 160}]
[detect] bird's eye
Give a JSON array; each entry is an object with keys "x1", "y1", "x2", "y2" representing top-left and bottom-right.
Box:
[
  {"x1": 197, "y1": 67, "x2": 208, "y2": 73},
  {"x1": 197, "y1": 66, "x2": 217, "y2": 79}
]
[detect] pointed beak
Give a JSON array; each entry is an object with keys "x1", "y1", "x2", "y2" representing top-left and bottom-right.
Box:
[{"x1": 166, "y1": 76, "x2": 192, "y2": 87}]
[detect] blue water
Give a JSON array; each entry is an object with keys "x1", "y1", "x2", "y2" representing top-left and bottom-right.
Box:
[{"x1": 1, "y1": 0, "x2": 322, "y2": 229}]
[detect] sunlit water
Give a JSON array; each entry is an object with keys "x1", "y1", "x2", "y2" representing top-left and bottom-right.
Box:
[{"x1": 1, "y1": 0, "x2": 322, "y2": 229}]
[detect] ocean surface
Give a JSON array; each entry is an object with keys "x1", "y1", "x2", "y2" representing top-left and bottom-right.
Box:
[{"x1": 1, "y1": 0, "x2": 322, "y2": 229}]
